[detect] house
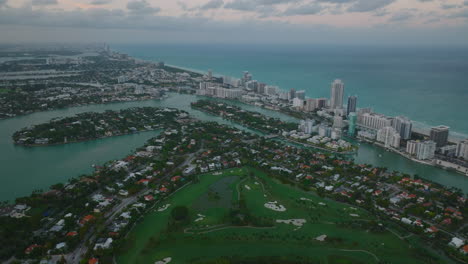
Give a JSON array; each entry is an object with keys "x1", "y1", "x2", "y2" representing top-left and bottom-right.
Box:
[
  {"x1": 401, "y1": 218, "x2": 412, "y2": 225},
  {"x1": 55, "y1": 242, "x2": 66, "y2": 250},
  {"x1": 461, "y1": 245, "x2": 468, "y2": 255},
  {"x1": 80, "y1": 215, "x2": 95, "y2": 225},
  {"x1": 88, "y1": 258, "x2": 99, "y2": 264},
  {"x1": 144, "y1": 195, "x2": 154, "y2": 201},
  {"x1": 94, "y1": 238, "x2": 113, "y2": 250},
  {"x1": 66, "y1": 231, "x2": 78, "y2": 237},
  {"x1": 449, "y1": 237, "x2": 465, "y2": 248},
  {"x1": 25, "y1": 244, "x2": 41, "y2": 255},
  {"x1": 183, "y1": 166, "x2": 196, "y2": 175},
  {"x1": 171, "y1": 176, "x2": 182, "y2": 182},
  {"x1": 118, "y1": 190, "x2": 129, "y2": 196}
]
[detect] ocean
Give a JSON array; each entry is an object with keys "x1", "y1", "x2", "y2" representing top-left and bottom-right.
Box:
[{"x1": 113, "y1": 44, "x2": 468, "y2": 139}]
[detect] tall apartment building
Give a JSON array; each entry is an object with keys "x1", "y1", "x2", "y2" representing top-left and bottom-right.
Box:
[
  {"x1": 347, "y1": 95, "x2": 357, "y2": 116},
  {"x1": 330, "y1": 79, "x2": 344, "y2": 109},
  {"x1": 430, "y1": 125, "x2": 449, "y2": 148},
  {"x1": 392, "y1": 116, "x2": 412, "y2": 140},
  {"x1": 456, "y1": 139, "x2": 468, "y2": 160}
]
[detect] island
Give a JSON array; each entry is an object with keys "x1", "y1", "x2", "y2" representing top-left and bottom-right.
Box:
[
  {"x1": 12, "y1": 107, "x2": 190, "y2": 146},
  {"x1": 191, "y1": 99, "x2": 356, "y2": 154},
  {"x1": 1, "y1": 118, "x2": 466, "y2": 264}
]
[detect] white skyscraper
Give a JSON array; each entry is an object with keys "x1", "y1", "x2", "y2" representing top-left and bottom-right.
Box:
[
  {"x1": 416, "y1": 141, "x2": 436, "y2": 160},
  {"x1": 377, "y1": 126, "x2": 401, "y2": 148},
  {"x1": 330, "y1": 79, "x2": 344, "y2": 109},
  {"x1": 456, "y1": 139, "x2": 468, "y2": 160}
]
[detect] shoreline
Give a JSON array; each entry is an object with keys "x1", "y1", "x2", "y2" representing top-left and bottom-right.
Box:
[
  {"x1": 357, "y1": 136, "x2": 468, "y2": 177},
  {"x1": 13, "y1": 128, "x2": 163, "y2": 147},
  {"x1": 136, "y1": 58, "x2": 468, "y2": 142}
]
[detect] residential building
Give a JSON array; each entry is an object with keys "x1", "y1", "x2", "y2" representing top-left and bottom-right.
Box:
[
  {"x1": 456, "y1": 139, "x2": 468, "y2": 160},
  {"x1": 304, "y1": 98, "x2": 317, "y2": 112},
  {"x1": 316, "y1": 98, "x2": 327, "y2": 109},
  {"x1": 416, "y1": 141, "x2": 436, "y2": 160},
  {"x1": 330, "y1": 79, "x2": 344, "y2": 109},
  {"x1": 377, "y1": 126, "x2": 401, "y2": 148},
  {"x1": 333, "y1": 116, "x2": 344, "y2": 129},
  {"x1": 296, "y1": 90, "x2": 306, "y2": 100},
  {"x1": 430, "y1": 125, "x2": 449, "y2": 148},
  {"x1": 348, "y1": 112, "x2": 357, "y2": 137},
  {"x1": 347, "y1": 95, "x2": 357, "y2": 116},
  {"x1": 288, "y1": 88, "x2": 296, "y2": 100},
  {"x1": 358, "y1": 112, "x2": 393, "y2": 131},
  {"x1": 292, "y1": 98, "x2": 304, "y2": 109},
  {"x1": 406, "y1": 140, "x2": 419, "y2": 155},
  {"x1": 392, "y1": 116, "x2": 412, "y2": 140}
]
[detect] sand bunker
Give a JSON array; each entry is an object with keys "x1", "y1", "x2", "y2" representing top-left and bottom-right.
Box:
[
  {"x1": 315, "y1": 234, "x2": 327, "y2": 241},
  {"x1": 155, "y1": 257, "x2": 172, "y2": 264},
  {"x1": 276, "y1": 219, "x2": 306, "y2": 229},
  {"x1": 157, "y1": 204, "x2": 170, "y2": 212},
  {"x1": 195, "y1": 213, "x2": 206, "y2": 222},
  {"x1": 264, "y1": 201, "x2": 286, "y2": 212},
  {"x1": 244, "y1": 185, "x2": 251, "y2": 190}
]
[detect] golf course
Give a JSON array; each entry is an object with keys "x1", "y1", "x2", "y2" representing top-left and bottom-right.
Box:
[{"x1": 116, "y1": 167, "x2": 440, "y2": 264}]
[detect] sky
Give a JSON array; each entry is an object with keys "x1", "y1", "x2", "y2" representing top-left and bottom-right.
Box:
[{"x1": 0, "y1": 0, "x2": 468, "y2": 45}]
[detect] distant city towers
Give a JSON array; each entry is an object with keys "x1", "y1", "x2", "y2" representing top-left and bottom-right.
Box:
[
  {"x1": 347, "y1": 95, "x2": 357, "y2": 116},
  {"x1": 330, "y1": 79, "x2": 344, "y2": 109},
  {"x1": 348, "y1": 113, "x2": 357, "y2": 137},
  {"x1": 430, "y1": 125, "x2": 450, "y2": 148}
]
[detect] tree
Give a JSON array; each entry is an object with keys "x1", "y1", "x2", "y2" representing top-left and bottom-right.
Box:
[{"x1": 171, "y1": 206, "x2": 189, "y2": 222}]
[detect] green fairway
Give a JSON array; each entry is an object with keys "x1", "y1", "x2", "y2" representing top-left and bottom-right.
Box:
[{"x1": 116, "y1": 167, "x2": 437, "y2": 264}]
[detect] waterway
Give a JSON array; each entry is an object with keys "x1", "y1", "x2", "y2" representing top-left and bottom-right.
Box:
[{"x1": 0, "y1": 93, "x2": 466, "y2": 201}]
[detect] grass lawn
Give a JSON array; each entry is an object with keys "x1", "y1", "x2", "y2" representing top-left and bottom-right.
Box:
[{"x1": 116, "y1": 167, "x2": 441, "y2": 264}]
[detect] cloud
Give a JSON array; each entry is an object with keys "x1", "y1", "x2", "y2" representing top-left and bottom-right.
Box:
[
  {"x1": 90, "y1": 0, "x2": 111, "y2": 5},
  {"x1": 32, "y1": 0, "x2": 58, "y2": 5},
  {"x1": 200, "y1": 0, "x2": 224, "y2": 10},
  {"x1": 127, "y1": 0, "x2": 160, "y2": 15},
  {"x1": 225, "y1": 0, "x2": 300, "y2": 11},
  {"x1": 348, "y1": 0, "x2": 396, "y2": 12},
  {"x1": 0, "y1": 0, "x2": 7, "y2": 7},
  {"x1": 282, "y1": 3, "x2": 324, "y2": 16},
  {"x1": 464, "y1": 0, "x2": 468, "y2": 6},
  {"x1": 449, "y1": 9, "x2": 468, "y2": 18},
  {"x1": 441, "y1": 4, "x2": 459, "y2": 9},
  {"x1": 389, "y1": 11, "x2": 413, "y2": 22}
]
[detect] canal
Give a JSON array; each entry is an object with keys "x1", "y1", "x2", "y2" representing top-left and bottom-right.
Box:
[{"x1": 0, "y1": 93, "x2": 466, "y2": 201}]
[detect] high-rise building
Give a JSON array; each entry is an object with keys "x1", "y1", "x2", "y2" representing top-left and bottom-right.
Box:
[
  {"x1": 292, "y1": 98, "x2": 304, "y2": 109},
  {"x1": 358, "y1": 112, "x2": 392, "y2": 131},
  {"x1": 392, "y1": 116, "x2": 412, "y2": 140},
  {"x1": 456, "y1": 139, "x2": 468, "y2": 160},
  {"x1": 207, "y1": 69, "x2": 213, "y2": 79},
  {"x1": 406, "y1": 140, "x2": 419, "y2": 155},
  {"x1": 299, "y1": 119, "x2": 315, "y2": 134},
  {"x1": 330, "y1": 79, "x2": 344, "y2": 109},
  {"x1": 377, "y1": 126, "x2": 401, "y2": 148},
  {"x1": 348, "y1": 113, "x2": 357, "y2": 137},
  {"x1": 416, "y1": 141, "x2": 436, "y2": 160},
  {"x1": 333, "y1": 116, "x2": 344, "y2": 129},
  {"x1": 316, "y1": 98, "x2": 327, "y2": 109},
  {"x1": 288, "y1": 88, "x2": 296, "y2": 100},
  {"x1": 347, "y1": 96, "x2": 357, "y2": 116},
  {"x1": 296, "y1": 90, "x2": 306, "y2": 100},
  {"x1": 430, "y1": 125, "x2": 449, "y2": 148},
  {"x1": 304, "y1": 99, "x2": 317, "y2": 112}
]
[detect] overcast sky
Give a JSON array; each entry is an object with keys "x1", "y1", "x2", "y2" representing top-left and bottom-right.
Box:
[{"x1": 0, "y1": 0, "x2": 468, "y2": 45}]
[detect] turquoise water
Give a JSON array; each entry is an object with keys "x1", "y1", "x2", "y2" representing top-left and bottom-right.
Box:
[
  {"x1": 113, "y1": 44, "x2": 468, "y2": 138},
  {"x1": 0, "y1": 94, "x2": 466, "y2": 201}
]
